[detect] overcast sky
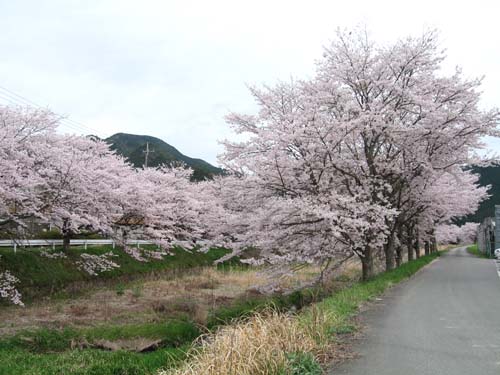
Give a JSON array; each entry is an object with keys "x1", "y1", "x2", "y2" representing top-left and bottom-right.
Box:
[{"x1": 0, "y1": 0, "x2": 499, "y2": 165}]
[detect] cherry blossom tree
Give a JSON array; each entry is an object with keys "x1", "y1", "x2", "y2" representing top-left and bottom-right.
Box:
[
  {"x1": 116, "y1": 165, "x2": 219, "y2": 254},
  {"x1": 0, "y1": 106, "x2": 60, "y2": 304},
  {"x1": 0, "y1": 105, "x2": 60, "y2": 234},
  {"x1": 436, "y1": 223, "x2": 479, "y2": 245},
  {"x1": 1, "y1": 25, "x2": 497, "y2": 304},
  {"x1": 0, "y1": 104, "x2": 219, "y2": 251},
  {"x1": 0, "y1": 105, "x2": 220, "y2": 304},
  {"x1": 396, "y1": 168, "x2": 488, "y2": 262},
  {"x1": 218, "y1": 29, "x2": 498, "y2": 280},
  {"x1": 0, "y1": 105, "x2": 132, "y2": 247},
  {"x1": 39, "y1": 135, "x2": 133, "y2": 251}
]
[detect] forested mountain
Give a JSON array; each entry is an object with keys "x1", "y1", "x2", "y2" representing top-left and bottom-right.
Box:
[
  {"x1": 463, "y1": 164, "x2": 500, "y2": 223},
  {"x1": 106, "y1": 133, "x2": 223, "y2": 181}
]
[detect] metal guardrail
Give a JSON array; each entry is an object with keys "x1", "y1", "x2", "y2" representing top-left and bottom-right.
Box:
[{"x1": 0, "y1": 239, "x2": 155, "y2": 253}]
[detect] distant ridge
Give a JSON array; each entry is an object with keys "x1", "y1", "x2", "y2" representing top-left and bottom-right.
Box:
[
  {"x1": 461, "y1": 164, "x2": 500, "y2": 223},
  {"x1": 105, "y1": 133, "x2": 223, "y2": 181}
]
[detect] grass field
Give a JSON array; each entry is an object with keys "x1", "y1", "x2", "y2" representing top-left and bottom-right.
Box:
[
  {"x1": 0, "y1": 245, "x2": 229, "y2": 302},
  {"x1": 0, "y1": 244, "x2": 331, "y2": 374},
  {"x1": 165, "y1": 251, "x2": 443, "y2": 375},
  {"x1": 0, "y1": 279, "x2": 329, "y2": 375},
  {"x1": 466, "y1": 244, "x2": 491, "y2": 258},
  {"x1": 0, "y1": 246, "x2": 442, "y2": 375}
]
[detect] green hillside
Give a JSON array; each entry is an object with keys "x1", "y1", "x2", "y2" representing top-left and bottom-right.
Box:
[
  {"x1": 463, "y1": 164, "x2": 500, "y2": 223},
  {"x1": 106, "y1": 133, "x2": 223, "y2": 181},
  {"x1": 0, "y1": 245, "x2": 228, "y2": 302}
]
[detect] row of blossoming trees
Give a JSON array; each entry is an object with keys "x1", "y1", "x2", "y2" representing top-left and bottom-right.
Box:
[
  {"x1": 213, "y1": 30, "x2": 497, "y2": 280},
  {"x1": 0, "y1": 30, "x2": 498, "y2": 304},
  {"x1": 0, "y1": 106, "x2": 220, "y2": 304}
]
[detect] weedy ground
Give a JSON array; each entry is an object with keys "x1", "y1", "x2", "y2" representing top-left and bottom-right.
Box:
[
  {"x1": 160, "y1": 252, "x2": 442, "y2": 375},
  {"x1": 0, "y1": 245, "x2": 335, "y2": 374},
  {"x1": 0, "y1": 245, "x2": 440, "y2": 375},
  {"x1": 0, "y1": 245, "x2": 230, "y2": 303},
  {"x1": 466, "y1": 244, "x2": 491, "y2": 258},
  {"x1": 0, "y1": 266, "x2": 262, "y2": 335}
]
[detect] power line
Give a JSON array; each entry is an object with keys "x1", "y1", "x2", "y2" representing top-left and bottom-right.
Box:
[
  {"x1": 0, "y1": 85, "x2": 110, "y2": 138},
  {"x1": 0, "y1": 87, "x2": 94, "y2": 135},
  {"x1": 0, "y1": 92, "x2": 85, "y2": 132}
]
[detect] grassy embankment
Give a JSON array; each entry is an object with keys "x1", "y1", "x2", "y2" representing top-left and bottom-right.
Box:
[
  {"x1": 466, "y1": 244, "x2": 491, "y2": 258},
  {"x1": 0, "y1": 245, "x2": 320, "y2": 375},
  {"x1": 0, "y1": 275, "x2": 328, "y2": 375},
  {"x1": 0, "y1": 245, "x2": 229, "y2": 302},
  {"x1": 165, "y1": 251, "x2": 443, "y2": 375},
  {"x1": 0, "y1": 248, "x2": 442, "y2": 375}
]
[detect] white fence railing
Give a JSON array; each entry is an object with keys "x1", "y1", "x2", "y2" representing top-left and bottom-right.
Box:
[{"x1": 0, "y1": 239, "x2": 155, "y2": 253}]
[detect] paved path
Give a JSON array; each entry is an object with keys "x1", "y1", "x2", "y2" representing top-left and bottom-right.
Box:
[{"x1": 329, "y1": 247, "x2": 500, "y2": 375}]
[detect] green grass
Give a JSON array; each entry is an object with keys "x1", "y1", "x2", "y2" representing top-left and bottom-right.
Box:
[
  {"x1": 0, "y1": 245, "x2": 228, "y2": 302},
  {"x1": 0, "y1": 251, "x2": 442, "y2": 375},
  {"x1": 0, "y1": 346, "x2": 187, "y2": 375},
  {"x1": 281, "y1": 352, "x2": 322, "y2": 375},
  {"x1": 206, "y1": 284, "x2": 327, "y2": 330},
  {"x1": 84, "y1": 321, "x2": 200, "y2": 347},
  {"x1": 466, "y1": 244, "x2": 491, "y2": 259},
  {"x1": 1, "y1": 321, "x2": 201, "y2": 354},
  {"x1": 0, "y1": 267, "x2": 327, "y2": 375},
  {"x1": 0, "y1": 320, "x2": 197, "y2": 374}
]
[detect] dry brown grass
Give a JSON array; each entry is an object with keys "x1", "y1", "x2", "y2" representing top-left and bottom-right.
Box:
[
  {"x1": 67, "y1": 304, "x2": 89, "y2": 317},
  {"x1": 0, "y1": 266, "x2": 321, "y2": 335},
  {"x1": 300, "y1": 304, "x2": 342, "y2": 348},
  {"x1": 157, "y1": 264, "x2": 364, "y2": 375},
  {"x1": 161, "y1": 310, "x2": 320, "y2": 375},
  {"x1": 340, "y1": 259, "x2": 362, "y2": 281}
]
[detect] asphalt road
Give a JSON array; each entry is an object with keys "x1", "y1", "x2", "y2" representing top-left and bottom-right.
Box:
[{"x1": 329, "y1": 246, "x2": 500, "y2": 375}]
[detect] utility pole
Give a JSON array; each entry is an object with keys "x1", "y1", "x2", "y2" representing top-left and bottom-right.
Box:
[{"x1": 143, "y1": 142, "x2": 155, "y2": 168}]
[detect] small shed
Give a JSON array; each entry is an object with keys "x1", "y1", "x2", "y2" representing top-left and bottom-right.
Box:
[
  {"x1": 114, "y1": 212, "x2": 146, "y2": 243},
  {"x1": 115, "y1": 212, "x2": 145, "y2": 227}
]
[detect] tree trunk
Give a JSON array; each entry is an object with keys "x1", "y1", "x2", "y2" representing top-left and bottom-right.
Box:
[
  {"x1": 407, "y1": 225, "x2": 414, "y2": 262},
  {"x1": 424, "y1": 241, "x2": 430, "y2": 256},
  {"x1": 62, "y1": 218, "x2": 72, "y2": 252},
  {"x1": 395, "y1": 226, "x2": 403, "y2": 267},
  {"x1": 384, "y1": 233, "x2": 395, "y2": 271},
  {"x1": 361, "y1": 246, "x2": 374, "y2": 281},
  {"x1": 431, "y1": 235, "x2": 438, "y2": 253},
  {"x1": 414, "y1": 229, "x2": 421, "y2": 259},
  {"x1": 395, "y1": 246, "x2": 402, "y2": 267}
]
